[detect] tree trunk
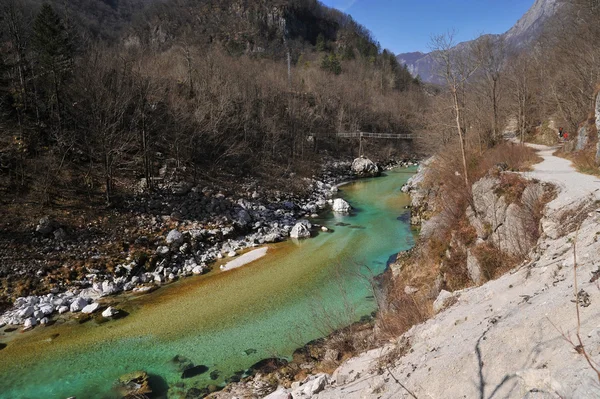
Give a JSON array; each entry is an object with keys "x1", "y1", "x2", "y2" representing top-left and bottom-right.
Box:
[{"x1": 452, "y1": 88, "x2": 470, "y2": 189}]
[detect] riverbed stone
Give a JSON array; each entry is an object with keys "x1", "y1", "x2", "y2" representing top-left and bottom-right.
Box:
[
  {"x1": 166, "y1": 229, "x2": 184, "y2": 245},
  {"x1": 332, "y1": 198, "x2": 351, "y2": 213},
  {"x1": 82, "y1": 302, "x2": 100, "y2": 314},
  {"x1": 70, "y1": 297, "x2": 88, "y2": 312},
  {"x1": 102, "y1": 307, "x2": 118, "y2": 318},
  {"x1": 290, "y1": 221, "x2": 311, "y2": 239}
]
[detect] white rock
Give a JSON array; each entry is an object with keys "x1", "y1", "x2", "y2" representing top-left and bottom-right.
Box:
[
  {"x1": 351, "y1": 157, "x2": 380, "y2": 177},
  {"x1": 39, "y1": 304, "x2": 54, "y2": 315},
  {"x1": 156, "y1": 246, "x2": 170, "y2": 255},
  {"x1": 290, "y1": 222, "x2": 311, "y2": 239},
  {"x1": 58, "y1": 306, "x2": 69, "y2": 314},
  {"x1": 102, "y1": 307, "x2": 118, "y2": 318},
  {"x1": 192, "y1": 265, "x2": 204, "y2": 275},
  {"x1": 39, "y1": 317, "x2": 49, "y2": 325},
  {"x1": 69, "y1": 297, "x2": 88, "y2": 312},
  {"x1": 433, "y1": 290, "x2": 455, "y2": 314},
  {"x1": 263, "y1": 387, "x2": 290, "y2": 399},
  {"x1": 18, "y1": 306, "x2": 35, "y2": 318},
  {"x1": 23, "y1": 317, "x2": 36, "y2": 329},
  {"x1": 81, "y1": 303, "x2": 100, "y2": 314},
  {"x1": 166, "y1": 229, "x2": 183, "y2": 245},
  {"x1": 321, "y1": 226, "x2": 329, "y2": 232},
  {"x1": 332, "y1": 198, "x2": 351, "y2": 213},
  {"x1": 227, "y1": 251, "x2": 237, "y2": 258}
]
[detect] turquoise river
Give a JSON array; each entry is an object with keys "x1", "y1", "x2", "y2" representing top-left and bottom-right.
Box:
[{"x1": 0, "y1": 167, "x2": 416, "y2": 399}]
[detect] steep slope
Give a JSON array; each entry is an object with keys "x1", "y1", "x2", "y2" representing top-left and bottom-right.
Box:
[{"x1": 397, "y1": 0, "x2": 563, "y2": 83}]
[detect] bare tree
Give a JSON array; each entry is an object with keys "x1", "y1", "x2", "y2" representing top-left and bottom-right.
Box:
[
  {"x1": 473, "y1": 35, "x2": 506, "y2": 143},
  {"x1": 430, "y1": 31, "x2": 479, "y2": 188}
]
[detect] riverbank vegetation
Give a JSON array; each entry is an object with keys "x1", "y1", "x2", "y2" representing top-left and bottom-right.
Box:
[
  {"x1": 0, "y1": 0, "x2": 424, "y2": 210},
  {"x1": 375, "y1": 0, "x2": 600, "y2": 340}
]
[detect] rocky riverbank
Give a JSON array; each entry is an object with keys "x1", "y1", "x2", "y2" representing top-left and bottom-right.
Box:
[
  {"x1": 0, "y1": 157, "x2": 416, "y2": 331},
  {"x1": 224, "y1": 144, "x2": 600, "y2": 399}
]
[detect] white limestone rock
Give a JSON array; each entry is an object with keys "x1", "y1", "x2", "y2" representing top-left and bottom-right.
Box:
[
  {"x1": 290, "y1": 221, "x2": 311, "y2": 239},
  {"x1": 81, "y1": 302, "x2": 100, "y2": 314},
  {"x1": 102, "y1": 307, "x2": 118, "y2": 318},
  {"x1": 351, "y1": 157, "x2": 380, "y2": 177},
  {"x1": 69, "y1": 297, "x2": 88, "y2": 312},
  {"x1": 332, "y1": 198, "x2": 351, "y2": 213}
]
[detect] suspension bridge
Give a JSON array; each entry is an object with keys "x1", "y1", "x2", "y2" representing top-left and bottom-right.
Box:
[{"x1": 334, "y1": 132, "x2": 415, "y2": 156}]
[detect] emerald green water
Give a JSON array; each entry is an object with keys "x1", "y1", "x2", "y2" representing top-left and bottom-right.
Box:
[{"x1": 0, "y1": 168, "x2": 416, "y2": 399}]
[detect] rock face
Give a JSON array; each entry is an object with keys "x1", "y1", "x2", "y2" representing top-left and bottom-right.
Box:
[
  {"x1": 351, "y1": 157, "x2": 380, "y2": 177},
  {"x1": 576, "y1": 125, "x2": 589, "y2": 151},
  {"x1": 331, "y1": 198, "x2": 351, "y2": 213},
  {"x1": 469, "y1": 177, "x2": 546, "y2": 256},
  {"x1": 290, "y1": 221, "x2": 311, "y2": 239}
]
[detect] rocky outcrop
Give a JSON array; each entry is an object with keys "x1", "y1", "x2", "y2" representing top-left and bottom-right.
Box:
[
  {"x1": 576, "y1": 125, "x2": 589, "y2": 151},
  {"x1": 469, "y1": 177, "x2": 548, "y2": 257},
  {"x1": 351, "y1": 157, "x2": 380, "y2": 177}
]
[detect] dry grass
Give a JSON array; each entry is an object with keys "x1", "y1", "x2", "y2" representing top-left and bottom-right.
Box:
[
  {"x1": 557, "y1": 148, "x2": 600, "y2": 177},
  {"x1": 377, "y1": 140, "x2": 546, "y2": 341},
  {"x1": 471, "y1": 243, "x2": 520, "y2": 281},
  {"x1": 376, "y1": 288, "x2": 431, "y2": 340}
]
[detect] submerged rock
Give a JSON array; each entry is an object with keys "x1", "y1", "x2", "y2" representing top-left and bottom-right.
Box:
[
  {"x1": 116, "y1": 371, "x2": 152, "y2": 398},
  {"x1": 181, "y1": 365, "x2": 209, "y2": 379}
]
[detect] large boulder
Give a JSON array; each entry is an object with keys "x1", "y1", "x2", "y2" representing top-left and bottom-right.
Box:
[
  {"x1": 332, "y1": 198, "x2": 351, "y2": 213},
  {"x1": 290, "y1": 221, "x2": 311, "y2": 239},
  {"x1": 351, "y1": 157, "x2": 381, "y2": 177}
]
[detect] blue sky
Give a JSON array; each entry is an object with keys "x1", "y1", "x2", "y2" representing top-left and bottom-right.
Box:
[{"x1": 320, "y1": 0, "x2": 534, "y2": 54}]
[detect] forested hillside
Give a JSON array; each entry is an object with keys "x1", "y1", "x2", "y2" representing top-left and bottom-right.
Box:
[{"x1": 0, "y1": 0, "x2": 422, "y2": 208}]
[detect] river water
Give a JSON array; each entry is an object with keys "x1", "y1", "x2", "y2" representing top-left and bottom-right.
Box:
[{"x1": 0, "y1": 167, "x2": 416, "y2": 399}]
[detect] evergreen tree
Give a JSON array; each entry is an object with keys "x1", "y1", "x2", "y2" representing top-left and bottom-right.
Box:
[
  {"x1": 315, "y1": 33, "x2": 326, "y2": 52},
  {"x1": 321, "y1": 54, "x2": 341, "y2": 75},
  {"x1": 32, "y1": 4, "x2": 73, "y2": 134},
  {"x1": 342, "y1": 45, "x2": 355, "y2": 60}
]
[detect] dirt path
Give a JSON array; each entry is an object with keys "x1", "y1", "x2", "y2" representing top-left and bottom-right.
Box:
[{"x1": 523, "y1": 143, "x2": 600, "y2": 211}]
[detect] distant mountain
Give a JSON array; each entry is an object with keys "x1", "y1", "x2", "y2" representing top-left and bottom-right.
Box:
[{"x1": 397, "y1": 0, "x2": 563, "y2": 83}]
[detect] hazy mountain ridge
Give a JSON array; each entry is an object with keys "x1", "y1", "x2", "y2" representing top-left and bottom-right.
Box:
[{"x1": 397, "y1": 0, "x2": 563, "y2": 82}]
